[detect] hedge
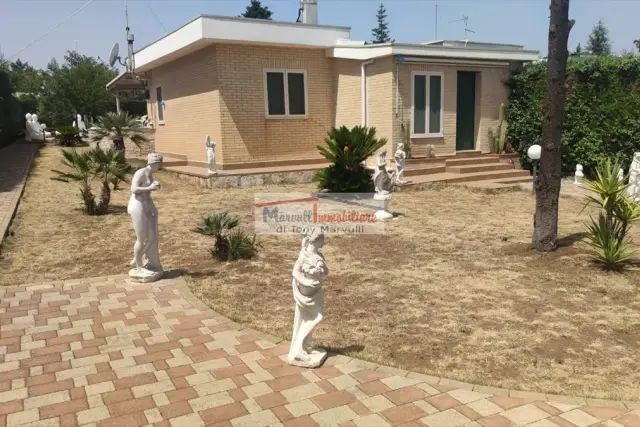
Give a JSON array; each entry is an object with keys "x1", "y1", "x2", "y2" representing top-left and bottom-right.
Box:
[{"x1": 507, "y1": 55, "x2": 640, "y2": 176}]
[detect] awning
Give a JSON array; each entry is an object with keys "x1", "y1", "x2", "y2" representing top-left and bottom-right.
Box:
[{"x1": 106, "y1": 72, "x2": 147, "y2": 91}]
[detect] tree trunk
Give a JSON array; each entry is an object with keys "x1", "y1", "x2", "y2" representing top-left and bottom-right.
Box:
[
  {"x1": 99, "y1": 182, "x2": 111, "y2": 215},
  {"x1": 532, "y1": 0, "x2": 573, "y2": 251}
]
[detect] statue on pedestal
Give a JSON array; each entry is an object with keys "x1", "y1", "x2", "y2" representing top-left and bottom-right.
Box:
[
  {"x1": 373, "y1": 151, "x2": 394, "y2": 220},
  {"x1": 288, "y1": 228, "x2": 328, "y2": 369},
  {"x1": 627, "y1": 153, "x2": 640, "y2": 203},
  {"x1": 574, "y1": 164, "x2": 584, "y2": 185},
  {"x1": 128, "y1": 153, "x2": 164, "y2": 283},
  {"x1": 76, "y1": 114, "x2": 86, "y2": 133},
  {"x1": 394, "y1": 143, "x2": 407, "y2": 185},
  {"x1": 205, "y1": 136, "x2": 216, "y2": 175}
]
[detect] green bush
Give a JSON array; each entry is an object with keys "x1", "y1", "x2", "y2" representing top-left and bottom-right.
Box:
[
  {"x1": 192, "y1": 211, "x2": 260, "y2": 261},
  {"x1": 507, "y1": 55, "x2": 640, "y2": 176},
  {"x1": 314, "y1": 126, "x2": 387, "y2": 193},
  {"x1": 583, "y1": 158, "x2": 640, "y2": 270},
  {"x1": 55, "y1": 125, "x2": 83, "y2": 147}
]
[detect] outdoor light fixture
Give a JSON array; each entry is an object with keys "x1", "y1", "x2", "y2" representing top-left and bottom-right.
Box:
[{"x1": 527, "y1": 143, "x2": 542, "y2": 201}]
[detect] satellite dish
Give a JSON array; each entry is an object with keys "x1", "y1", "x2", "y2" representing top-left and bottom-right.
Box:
[{"x1": 108, "y1": 43, "x2": 120, "y2": 67}]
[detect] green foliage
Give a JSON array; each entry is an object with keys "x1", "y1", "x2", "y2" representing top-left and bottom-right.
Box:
[
  {"x1": 507, "y1": 55, "x2": 640, "y2": 176},
  {"x1": 586, "y1": 20, "x2": 611, "y2": 56},
  {"x1": 240, "y1": 0, "x2": 273, "y2": 19},
  {"x1": 314, "y1": 126, "x2": 387, "y2": 193},
  {"x1": 371, "y1": 3, "x2": 393, "y2": 44},
  {"x1": 192, "y1": 212, "x2": 260, "y2": 261},
  {"x1": 583, "y1": 158, "x2": 640, "y2": 270},
  {"x1": 572, "y1": 43, "x2": 584, "y2": 58},
  {"x1": 488, "y1": 103, "x2": 509, "y2": 154},
  {"x1": 91, "y1": 112, "x2": 148, "y2": 148},
  {"x1": 55, "y1": 125, "x2": 83, "y2": 147},
  {"x1": 635, "y1": 40, "x2": 640, "y2": 53},
  {"x1": 51, "y1": 148, "x2": 131, "y2": 215}
]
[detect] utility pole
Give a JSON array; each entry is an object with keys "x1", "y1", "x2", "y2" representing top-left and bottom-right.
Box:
[{"x1": 435, "y1": 0, "x2": 438, "y2": 40}]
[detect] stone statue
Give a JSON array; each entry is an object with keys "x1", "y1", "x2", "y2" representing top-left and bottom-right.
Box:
[
  {"x1": 24, "y1": 113, "x2": 33, "y2": 141},
  {"x1": 627, "y1": 152, "x2": 640, "y2": 202},
  {"x1": 205, "y1": 136, "x2": 216, "y2": 175},
  {"x1": 394, "y1": 143, "x2": 407, "y2": 185},
  {"x1": 288, "y1": 228, "x2": 328, "y2": 368},
  {"x1": 77, "y1": 114, "x2": 86, "y2": 132},
  {"x1": 24, "y1": 113, "x2": 48, "y2": 141},
  {"x1": 574, "y1": 164, "x2": 584, "y2": 185},
  {"x1": 426, "y1": 144, "x2": 436, "y2": 158},
  {"x1": 618, "y1": 168, "x2": 624, "y2": 183},
  {"x1": 372, "y1": 151, "x2": 394, "y2": 220},
  {"x1": 128, "y1": 153, "x2": 164, "y2": 283}
]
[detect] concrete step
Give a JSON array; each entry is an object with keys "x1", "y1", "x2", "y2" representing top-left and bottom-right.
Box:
[
  {"x1": 404, "y1": 169, "x2": 531, "y2": 186},
  {"x1": 453, "y1": 150, "x2": 484, "y2": 159},
  {"x1": 446, "y1": 157, "x2": 500, "y2": 167},
  {"x1": 405, "y1": 157, "x2": 444, "y2": 165},
  {"x1": 494, "y1": 175, "x2": 533, "y2": 184},
  {"x1": 446, "y1": 163, "x2": 514, "y2": 174},
  {"x1": 404, "y1": 165, "x2": 446, "y2": 177}
]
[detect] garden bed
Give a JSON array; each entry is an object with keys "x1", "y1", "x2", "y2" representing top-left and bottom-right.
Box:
[{"x1": 2, "y1": 145, "x2": 640, "y2": 400}]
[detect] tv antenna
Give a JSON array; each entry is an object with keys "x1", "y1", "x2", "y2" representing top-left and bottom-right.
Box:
[
  {"x1": 107, "y1": 0, "x2": 135, "y2": 74},
  {"x1": 449, "y1": 15, "x2": 475, "y2": 41}
]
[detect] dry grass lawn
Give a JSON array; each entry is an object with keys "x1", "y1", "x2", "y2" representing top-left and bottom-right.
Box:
[{"x1": 3, "y1": 145, "x2": 640, "y2": 400}]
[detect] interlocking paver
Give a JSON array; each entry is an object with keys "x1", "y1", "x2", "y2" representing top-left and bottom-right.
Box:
[{"x1": 0, "y1": 274, "x2": 635, "y2": 427}]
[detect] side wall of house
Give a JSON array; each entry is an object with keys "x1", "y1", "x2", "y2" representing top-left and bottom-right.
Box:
[
  {"x1": 215, "y1": 45, "x2": 334, "y2": 167},
  {"x1": 332, "y1": 59, "x2": 362, "y2": 129},
  {"x1": 366, "y1": 57, "x2": 395, "y2": 163},
  {"x1": 395, "y1": 62, "x2": 509, "y2": 156},
  {"x1": 147, "y1": 45, "x2": 223, "y2": 165}
]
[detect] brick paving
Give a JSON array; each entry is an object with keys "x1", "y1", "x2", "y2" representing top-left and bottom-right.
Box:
[
  {"x1": 0, "y1": 142, "x2": 39, "y2": 249},
  {"x1": 0, "y1": 274, "x2": 639, "y2": 427}
]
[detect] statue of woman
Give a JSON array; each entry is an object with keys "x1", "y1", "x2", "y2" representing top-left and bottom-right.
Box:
[
  {"x1": 288, "y1": 228, "x2": 329, "y2": 368},
  {"x1": 205, "y1": 136, "x2": 216, "y2": 175},
  {"x1": 394, "y1": 143, "x2": 407, "y2": 184},
  {"x1": 128, "y1": 153, "x2": 164, "y2": 282}
]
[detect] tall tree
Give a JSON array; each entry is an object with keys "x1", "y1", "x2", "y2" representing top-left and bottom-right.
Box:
[
  {"x1": 586, "y1": 19, "x2": 611, "y2": 56},
  {"x1": 8, "y1": 59, "x2": 42, "y2": 95},
  {"x1": 240, "y1": 0, "x2": 273, "y2": 20},
  {"x1": 571, "y1": 42, "x2": 582, "y2": 57},
  {"x1": 532, "y1": 0, "x2": 574, "y2": 251},
  {"x1": 634, "y1": 39, "x2": 640, "y2": 53},
  {"x1": 371, "y1": 3, "x2": 393, "y2": 44}
]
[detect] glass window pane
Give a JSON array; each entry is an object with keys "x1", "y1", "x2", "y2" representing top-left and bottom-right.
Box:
[
  {"x1": 413, "y1": 75, "x2": 426, "y2": 134},
  {"x1": 287, "y1": 73, "x2": 306, "y2": 115},
  {"x1": 266, "y1": 72, "x2": 286, "y2": 115},
  {"x1": 156, "y1": 87, "x2": 164, "y2": 121},
  {"x1": 429, "y1": 75, "x2": 442, "y2": 134}
]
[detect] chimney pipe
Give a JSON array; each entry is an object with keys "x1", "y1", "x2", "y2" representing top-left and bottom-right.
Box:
[{"x1": 301, "y1": 0, "x2": 318, "y2": 24}]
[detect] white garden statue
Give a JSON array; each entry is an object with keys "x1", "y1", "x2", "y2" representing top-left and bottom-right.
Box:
[
  {"x1": 394, "y1": 143, "x2": 407, "y2": 185},
  {"x1": 205, "y1": 136, "x2": 216, "y2": 175},
  {"x1": 128, "y1": 153, "x2": 164, "y2": 283},
  {"x1": 574, "y1": 164, "x2": 584, "y2": 185},
  {"x1": 426, "y1": 144, "x2": 436, "y2": 158},
  {"x1": 618, "y1": 168, "x2": 625, "y2": 184},
  {"x1": 288, "y1": 228, "x2": 329, "y2": 368},
  {"x1": 76, "y1": 114, "x2": 86, "y2": 132},
  {"x1": 627, "y1": 152, "x2": 640, "y2": 203},
  {"x1": 24, "y1": 113, "x2": 47, "y2": 141},
  {"x1": 372, "y1": 151, "x2": 394, "y2": 220}
]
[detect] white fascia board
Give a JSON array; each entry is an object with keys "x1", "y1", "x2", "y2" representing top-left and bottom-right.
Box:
[
  {"x1": 328, "y1": 44, "x2": 540, "y2": 62},
  {"x1": 135, "y1": 17, "x2": 204, "y2": 72},
  {"x1": 201, "y1": 15, "x2": 350, "y2": 47}
]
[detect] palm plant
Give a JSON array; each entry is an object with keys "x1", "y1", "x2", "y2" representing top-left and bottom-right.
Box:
[
  {"x1": 314, "y1": 126, "x2": 387, "y2": 192},
  {"x1": 192, "y1": 211, "x2": 260, "y2": 261},
  {"x1": 91, "y1": 111, "x2": 148, "y2": 149},
  {"x1": 86, "y1": 148, "x2": 130, "y2": 214},
  {"x1": 54, "y1": 125, "x2": 83, "y2": 147},
  {"x1": 51, "y1": 149, "x2": 98, "y2": 215},
  {"x1": 583, "y1": 158, "x2": 640, "y2": 270}
]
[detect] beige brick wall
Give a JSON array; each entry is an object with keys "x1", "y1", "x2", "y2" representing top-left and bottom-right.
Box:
[
  {"x1": 215, "y1": 45, "x2": 333, "y2": 166},
  {"x1": 147, "y1": 45, "x2": 222, "y2": 164},
  {"x1": 394, "y1": 63, "x2": 509, "y2": 156},
  {"x1": 366, "y1": 57, "x2": 395, "y2": 161},
  {"x1": 332, "y1": 59, "x2": 361, "y2": 129}
]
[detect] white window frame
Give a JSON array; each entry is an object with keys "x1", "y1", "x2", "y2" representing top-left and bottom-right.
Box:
[
  {"x1": 263, "y1": 69, "x2": 308, "y2": 119},
  {"x1": 410, "y1": 71, "x2": 444, "y2": 138},
  {"x1": 156, "y1": 85, "x2": 165, "y2": 125}
]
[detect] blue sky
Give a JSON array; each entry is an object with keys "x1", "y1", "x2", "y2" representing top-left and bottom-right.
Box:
[{"x1": 1, "y1": 0, "x2": 638, "y2": 69}]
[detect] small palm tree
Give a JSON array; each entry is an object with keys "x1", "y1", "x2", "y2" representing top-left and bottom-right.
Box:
[
  {"x1": 51, "y1": 149, "x2": 98, "y2": 214},
  {"x1": 192, "y1": 212, "x2": 241, "y2": 259},
  {"x1": 91, "y1": 111, "x2": 148, "y2": 149},
  {"x1": 87, "y1": 148, "x2": 130, "y2": 214}
]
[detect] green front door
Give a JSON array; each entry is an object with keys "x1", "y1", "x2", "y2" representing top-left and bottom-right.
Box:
[{"x1": 456, "y1": 71, "x2": 476, "y2": 151}]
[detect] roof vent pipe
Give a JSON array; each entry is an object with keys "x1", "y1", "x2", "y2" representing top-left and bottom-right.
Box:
[{"x1": 300, "y1": 0, "x2": 318, "y2": 24}]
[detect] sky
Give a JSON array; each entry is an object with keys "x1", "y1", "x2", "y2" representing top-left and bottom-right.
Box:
[{"x1": 1, "y1": 0, "x2": 639, "y2": 70}]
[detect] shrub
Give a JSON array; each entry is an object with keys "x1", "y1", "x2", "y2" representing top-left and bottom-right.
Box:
[
  {"x1": 55, "y1": 125, "x2": 83, "y2": 147},
  {"x1": 583, "y1": 158, "x2": 640, "y2": 270},
  {"x1": 507, "y1": 55, "x2": 640, "y2": 176},
  {"x1": 314, "y1": 126, "x2": 387, "y2": 193},
  {"x1": 192, "y1": 211, "x2": 260, "y2": 261}
]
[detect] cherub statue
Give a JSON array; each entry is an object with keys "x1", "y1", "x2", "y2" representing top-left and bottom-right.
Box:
[
  {"x1": 128, "y1": 153, "x2": 164, "y2": 282},
  {"x1": 426, "y1": 144, "x2": 436, "y2": 158},
  {"x1": 205, "y1": 136, "x2": 216, "y2": 175},
  {"x1": 627, "y1": 152, "x2": 640, "y2": 202},
  {"x1": 574, "y1": 164, "x2": 584, "y2": 185},
  {"x1": 373, "y1": 151, "x2": 394, "y2": 195},
  {"x1": 288, "y1": 228, "x2": 328, "y2": 368},
  {"x1": 394, "y1": 143, "x2": 407, "y2": 185}
]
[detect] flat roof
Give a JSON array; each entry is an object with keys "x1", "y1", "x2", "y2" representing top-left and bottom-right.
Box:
[{"x1": 106, "y1": 72, "x2": 146, "y2": 91}]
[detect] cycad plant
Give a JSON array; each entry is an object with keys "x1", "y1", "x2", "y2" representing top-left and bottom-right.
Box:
[
  {"x1": 86, "y1": 148, "x2": 130, "y2": 214},
  {"x1": 192, "y1": 211, "x2": 260, "y2": 261},
  {"x1": 583, "y1": 158, "x2": 640, "y2": 270},
  {"x1": 55, "y1": 125, "x2": 83, "y2": 147},
  {"x1": 314, "y1": 126, "x2": 387, "y2": 192},
  {"x1": 91, "y1": 111, "x2": 148, "y2": 149},
  {"x1": 51, "y1": 149, "x2": 99, "y2": 215}
]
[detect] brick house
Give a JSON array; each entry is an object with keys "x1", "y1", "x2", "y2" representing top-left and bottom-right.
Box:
[{"x1": 107, "y1": 8, "x2": 539, "y2": 174}]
